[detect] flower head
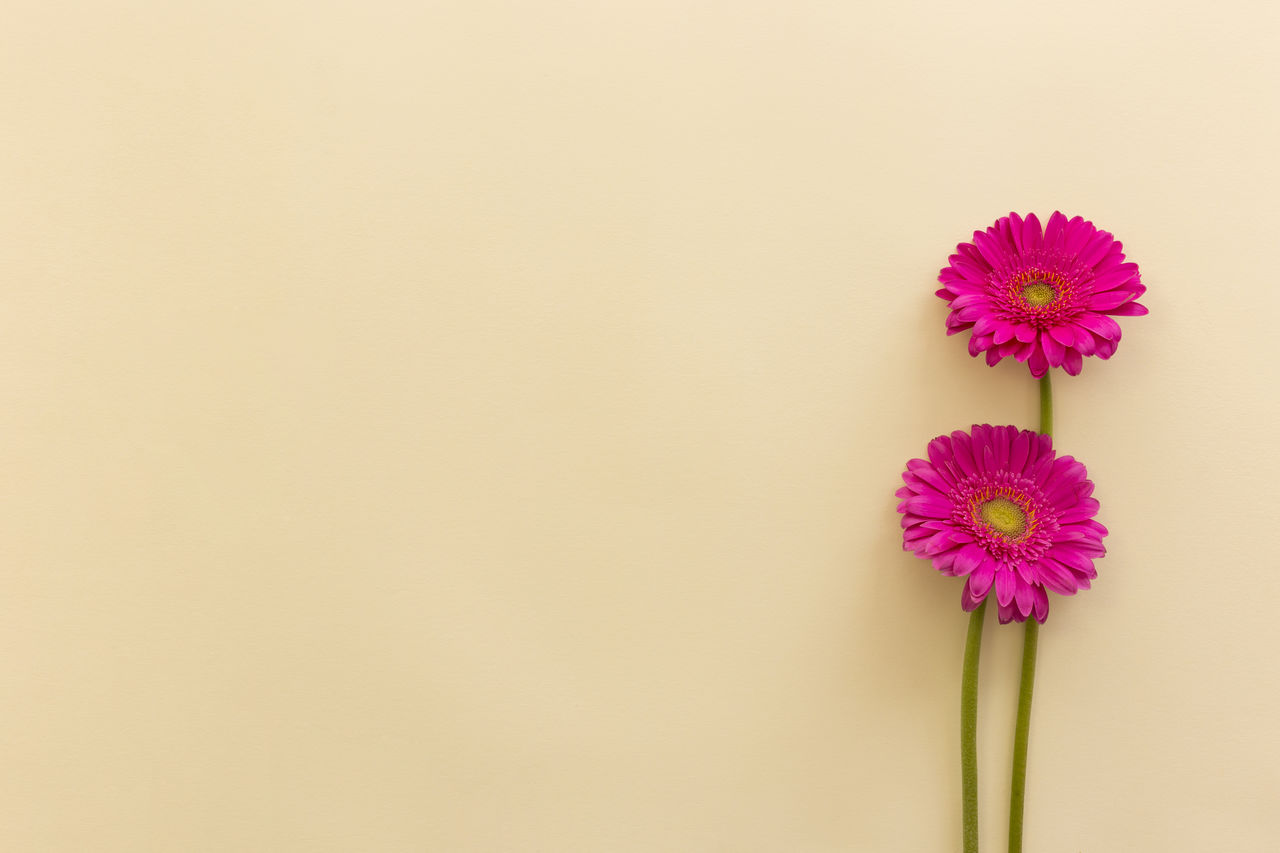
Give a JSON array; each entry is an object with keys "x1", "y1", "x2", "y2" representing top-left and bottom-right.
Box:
[
  {"x1": 937, "y1": 212, "x2": 1147, "y2": 377},
  {"x1": 896, "y1": 425, "x2": 1106, "y2": 624}
]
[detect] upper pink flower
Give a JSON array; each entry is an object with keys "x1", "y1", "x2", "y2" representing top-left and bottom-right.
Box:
[
  {"x1": 937, "y1": 212, "x2": 1147, "y2": 377},
  {"x1": 897, "y1": 425, "x2": 1107, "y2": 624}
]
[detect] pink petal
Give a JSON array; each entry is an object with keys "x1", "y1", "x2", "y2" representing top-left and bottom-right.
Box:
[
  {"x1": 1091, "y1": 264, "x2": 1140, "y2": 291},
  {"x1": 1009, "y1": 429, "x2": 1031, "y2": 473},
  {"x1": 1079, "y1": 231, "x2": 1114, "y2": 266},
  {"x1": 957, "y1": 242, "x2": 985, "y2": 267},
  {"x1": 950, "y1": 293, "x2": 988, "y2": 310},
  {"x1": 1093, "y1": 245, "x2": 1127, "y2": 272},
  {"x1": 1076, "y1": 518, "x2": 1109, "y2": 538},
  {"x1": 1050, "y1": 545, "x2": 1097, "y2": 574},
  {"x1": 972, "y1": 314, "x2": 998, "y2": 337},
  {"x1": 1009, "y1": 213, "x2": 1026, "y2": 253},
  {"x1": 1076, "y1": 313, "x2": 1122, "y2": 339},
  {"x1": 1108, "y1": 301, "x2": 1149, "y2": 316},
  {"x1": 1040, "y1": 330, "x2": 1065, "y2": 366},
  {"x1": 1089, "y1": 290, "x2": 1136, "y2": 311},
  {"x1": 950, "y1": 430, "x2": 979, "y2": 477},
  {"x1": 980, "y1": 444, "x2": 998, "y2": 477},
  {"x1": 994, "y1": 568, "x2": 1016, "y2": 607},
  {"x1": 952, "y1": 258, "x2": 990, "y2": 281},
  {"x1": 1014, "y1": 580, "x2": 1034, "y2": 618},
  {"x1": 924, "y1": 531, "x2": 960, "y2": 555},
  {"x1": 997, "y1": 601, "x2": 1018, "y2": 624},
  {"x1": 1028, "y1": 347, "x2": 1049, "y2": 378},
  {"x1": 1022, "y1": 213, "x2": 1043, "y2": 251},
  {"x1": 969, "y1": 560, "x2": 996, "y2": 597},
  {"x1": 927, "y1": 435, "x2": 953, "y2": 469},
  {"x1": 903, "y1": 524, "x2": 933, "y2": 544},
  {"x1": 905, "y1": 495, "x2": 952, "y2": 518},
  {"x1": 1032, "y1": 587, "x2": 1049, "y2": 623},
  {"x1": 968, "y1": 334, "x2": 993, "y2": 357},
  {"x1": 994, "y1": 217, "x2": 1017, "y2": 251},
  {"x1": 933, "y1": 549, "x2": 960, "y2": 575},
  {"x1": 1063, "y1": 216, "x2": 1093, "y2": 255},
  {"x1": 953, "y1": 543, "x2": 987, "y2": 576},
  {"x1": 1034, "y1": 558, "x2": 1078, "y2": 595},
  {"x1": 1057, "y1": 497, "x2": 1101, "y2": 523},
  {"x1": 1070, "y1": 538, "x2": 1107, "y2": 558},
  {"x1": 1071, "y1": 326, "x2": 1097, "y2": 354},
  {"x1": 1048, "y1": 325, "x2": 1075, "y2": 347},
  {"x1": 973, "y1": 231, "x2": 1006, "y2": 268},
  {"x1": 909, "y1": 464, "x2": 952, "y2": 493},
  {"x1": 991, "y1": 427, "x2": 1011, "y2": 470},
  {"x1": 1043, "y1": 211, "x2": 1067, "y2": 249},
  {"x1": 1037, "y1": 432, "x2": 1055, "y2": 456},
  {"x1": 1050, "y1": 455, "x2": 1087, "y2": 484}
]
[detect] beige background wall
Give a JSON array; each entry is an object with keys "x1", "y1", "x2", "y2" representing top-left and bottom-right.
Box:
[{"x1": 2, "y1": 1, "x2": 1277, "y2": 851}]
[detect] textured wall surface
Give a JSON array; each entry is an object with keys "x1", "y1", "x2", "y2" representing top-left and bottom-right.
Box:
[{"x1": 2, "y1": 1, "x2": 1277, "y2": 850}]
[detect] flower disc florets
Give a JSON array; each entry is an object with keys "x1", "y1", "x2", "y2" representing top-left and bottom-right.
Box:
[
  {"x1": 937, "y1": 212, "x2": 1148, "y2": 377},
  {"x1": 896, "y1": 425, "x2": 1107, "y2": 624}
]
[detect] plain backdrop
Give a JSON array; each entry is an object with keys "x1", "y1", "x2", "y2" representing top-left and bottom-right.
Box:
[{"x1": 2, "y1": 1, "x2": 1278, "y2": 851}]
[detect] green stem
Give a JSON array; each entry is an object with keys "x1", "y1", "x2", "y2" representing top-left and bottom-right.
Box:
[
  {"x1": 961, "y1": 598, "x2": 988, "y2": 853},
  {"x1": 1038, "y1": 372, "x2": 1053, "y2": 438},
  {"x1": 1009, "y1": 373, "x2": 1052, "y2": 853},
  {"x1": 1008, "y1": 619, "x2": 1039, "y2": 853}
]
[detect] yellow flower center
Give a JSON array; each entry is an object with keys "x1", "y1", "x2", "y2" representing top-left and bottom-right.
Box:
[
  {"x1": 979, "y1": 497, "x2": 1027, "y2": 538},
  {"x1": 1020, "y1": 280, "x2": 1057, "y2": 307}
]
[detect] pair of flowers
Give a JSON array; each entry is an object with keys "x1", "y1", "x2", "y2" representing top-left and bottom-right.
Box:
[
  {"x1": 900, "y1": 212, "x2": 1146, "y2": 623},
  {"x1": 897, "y1": 212, "x2": 1146, "y2": 852}
]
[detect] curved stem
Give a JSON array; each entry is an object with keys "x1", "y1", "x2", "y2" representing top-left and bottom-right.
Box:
[
  {"x1": 961, "y1": 598, "x2": 988, "y2": 853},
  {"x1": 1009, "y1": 373, "x2": 1052, "y2": 853}
]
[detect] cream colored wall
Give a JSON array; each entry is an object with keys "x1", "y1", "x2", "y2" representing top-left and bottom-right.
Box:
[{"x1": 2, "y1": 1, "x2": 1277, "y2": 851}]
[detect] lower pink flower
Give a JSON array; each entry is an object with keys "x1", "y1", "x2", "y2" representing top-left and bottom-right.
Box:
[{"x1": 896, "y1": 425, "x2": 1107, "y2": 623}]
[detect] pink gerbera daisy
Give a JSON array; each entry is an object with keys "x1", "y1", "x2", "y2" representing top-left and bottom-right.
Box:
[
  {"x1": 897, "y1": 425, "x2": 1106, "y2": 624},
  {"x1": 937, "y1": 212, "x2": 1147, "y2": 377}
]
